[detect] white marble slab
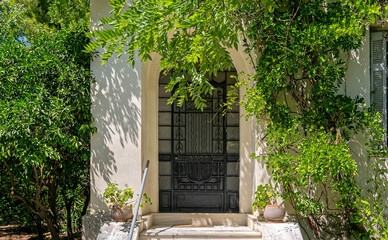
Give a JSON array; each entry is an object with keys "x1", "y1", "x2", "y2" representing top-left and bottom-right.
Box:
[
  {"x1": 258, "y1": 222, "x2": 303, "y2": 240},
  {"x1": 97, "y1": 222, "x2": 139, "y2": 240},
  {"x1": 140, "y1": 225, "x2": 262, "y2": 239}
]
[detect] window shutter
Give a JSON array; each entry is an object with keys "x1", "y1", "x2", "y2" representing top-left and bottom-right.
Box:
[{"x1": 371, "y1": 32, "x2": 387, "y2": 132}]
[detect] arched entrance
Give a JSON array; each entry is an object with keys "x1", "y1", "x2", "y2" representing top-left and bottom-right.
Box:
[{"x1": 158, "y1": 70, "x2": 240, "y2": 213}]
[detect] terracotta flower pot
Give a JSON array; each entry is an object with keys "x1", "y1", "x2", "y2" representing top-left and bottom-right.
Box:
[
  {"x1": 263, "y1": 204, "x2": 285, "y2": 222},
  {"x1": 111, "y1": 205, "x2": 133, "y2": 222}
]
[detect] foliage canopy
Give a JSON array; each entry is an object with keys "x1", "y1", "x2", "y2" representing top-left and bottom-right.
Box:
[
  {"x1": 9, "y1": 0, "x2": 90, "y2": 34},
  {"x1": 0, "y1": 1, "x2": 93, "y2": 239}
]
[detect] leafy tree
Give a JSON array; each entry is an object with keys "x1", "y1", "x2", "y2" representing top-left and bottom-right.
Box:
[
  {"x1": 0, "y1": 2, "x2": 47, "y2": 237},
  {"x1": 87, "y1": 0, "x2": 387, "y2": 238},
  {"x1": 0, "y1": 164, "x2": 46, "y2": 238},
  {"x1": 46, "y1": 0, "x2": 90, "y2": 29},
  {"x1": 0, "y1": 1, "x2": 26, "y2": 39},
  {"x1": 9, "y1": 0, "x2": 90, "y2": 34},
  {"x1": 0, "y1": 2, "x2": 94, "y2": 239}
]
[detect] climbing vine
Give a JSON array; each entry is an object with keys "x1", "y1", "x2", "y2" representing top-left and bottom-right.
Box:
[
  {"x1": 87, "y1": 0, "x2": 387, "y2": 238},
  {"x1": 243, "y1": 1, "x2": 387, "y2": 238}
]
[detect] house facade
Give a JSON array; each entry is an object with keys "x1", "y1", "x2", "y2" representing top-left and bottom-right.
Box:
[{"x1": 84, "y1": 0, "x2": 384, "y2": 238}]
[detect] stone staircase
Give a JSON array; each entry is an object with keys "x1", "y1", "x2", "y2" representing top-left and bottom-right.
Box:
[{"x1": 139, "y1": 213, "x2": 261, "y2": 240}]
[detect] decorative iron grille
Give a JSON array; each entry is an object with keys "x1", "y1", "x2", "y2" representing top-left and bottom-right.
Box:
[{"x1": 158, "y1": 71, "x2": 239, "y2": 212}]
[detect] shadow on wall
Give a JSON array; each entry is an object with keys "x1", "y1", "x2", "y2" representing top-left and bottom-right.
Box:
[
  {"x1": 344, "y1": 36, "x2": 370, "y2": 103},
  {"x1": 343, "y1": 35, "x2": 371, "y2": 184},
  {"x1": 90, "y1": 53, "x2": 141, "y2": 212},
  {"x1": 350, "y1": 132, "x2": 388, "y2": 216},
  {"x1": 344, "y1": 35, "x2": 388, "y2": 211}
]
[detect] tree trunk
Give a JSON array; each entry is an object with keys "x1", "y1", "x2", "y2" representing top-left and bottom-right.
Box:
[
  {"x1": 81, "y1": 186, "x2": 90, "y2": 217},
  {"x1": 41, "y1": 182, "x2": 60, "y2": 240},
  {"x1": 37, "y1": 209, "x2": 60, "y2": 240},
  {"x1": 47, "y1": 181, "x2": 58, "y2": 226},
  {"x1": 46, "y1": 216, "x2": 60, "y2": 240},
  {"x1": 34, "y1": 216, "x2": 44, "y2": 240},
  {"x1": 65, "y1": 196, "x2": 74, "y2": 239}
]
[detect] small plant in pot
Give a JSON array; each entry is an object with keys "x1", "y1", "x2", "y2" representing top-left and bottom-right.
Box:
[
  {"x1": 253, "y1": 184, "x2": 285, "y2": 223},
  {"x1": 104, "y1": 183, "x2": 152, "y2": 222}
]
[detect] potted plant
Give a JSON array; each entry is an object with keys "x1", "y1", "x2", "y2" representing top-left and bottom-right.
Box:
[
  {"x1": 104, "y1": 183, "x2": 152, "y2": 222},
  {"x1": 253, "y1": 184, "x2": 285, "y2": 222}
]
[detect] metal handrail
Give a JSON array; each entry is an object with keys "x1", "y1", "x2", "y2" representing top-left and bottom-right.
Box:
[{"x1": 129, "y1": 160, "x2": 150, "y2": 240}]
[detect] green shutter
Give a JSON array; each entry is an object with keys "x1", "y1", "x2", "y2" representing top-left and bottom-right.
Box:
[{"x1": 371, "y1": 31, "x2": 387, "y2": 131}]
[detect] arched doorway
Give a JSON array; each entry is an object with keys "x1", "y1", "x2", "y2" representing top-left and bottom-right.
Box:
[{"x1": 158, "y1": 70, "x2": 240, "y2": 213}]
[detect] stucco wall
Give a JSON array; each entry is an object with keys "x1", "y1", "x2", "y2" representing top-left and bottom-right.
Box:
[
  {"x1": 343, "y1": 32, "x2": 387, "y2": 206},
  {"x1": 343, "y1": 31, "x2": 373, "y2": 189},
  {"x1": 90, "y1": 0, "x2": 144, "y2": 213},
  {"x1": 140, "y1": 54, "x2": 161, "y2": 213},
  {"x1": 344, "y1": 31, "x2": 371, "y2": 105},
  {"x1": 89, "y1": 21, "x2": 261, "y2": 213},
  {"x1": 89, "y1": 0, "x2": 375, "y2": 215},
  {"x1": 139, "y1": 48, "x2": 259, "y2": 214}
]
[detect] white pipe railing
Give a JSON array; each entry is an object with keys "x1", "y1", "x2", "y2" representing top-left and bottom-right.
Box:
[{"x1": 129, "y1": 160, "x2": 150, "y2": 240}]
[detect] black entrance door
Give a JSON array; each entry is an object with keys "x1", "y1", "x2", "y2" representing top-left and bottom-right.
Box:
[{"x1": 158, "y1": 71, "x2": 239, "y2": 213}]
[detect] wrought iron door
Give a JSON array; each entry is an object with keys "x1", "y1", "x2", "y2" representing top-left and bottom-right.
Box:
[{"x1": 158, "y1": 71, "x2": 240, "y2": 213}]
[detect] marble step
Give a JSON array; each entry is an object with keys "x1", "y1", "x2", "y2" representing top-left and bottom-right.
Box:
[
  {"x1": 140, "y1": 225, "x2": 262, "y2": 240},
  {"x1": 143, "y1": 213, "x2": 249, "y2": 227}
]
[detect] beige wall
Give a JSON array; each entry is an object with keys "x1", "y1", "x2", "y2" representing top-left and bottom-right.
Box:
[
  {"x1": 227, "y1": 48, "x2": 258, "y2": 213},
  {"x1": 89, "y1": 21, "x2": 265, "y2": 213},
  {"x1": 344, "y1": 31, "x2": 371, "y2": 105},
  {"x1": 140, "y1": 48, "x2": 261, "y2": 214},
  {"x1": 90, "y1": 0, "x2": 374, "y2": 214},
  {"x1": 141, "y1": 54, "x2": 161, "y2": 213},
  {"x1": 90, "y1": 0, "x2": 144, "y2": 213},
  {"x1": 342, "y1": 31, "x2": 376, "y2": 191}
]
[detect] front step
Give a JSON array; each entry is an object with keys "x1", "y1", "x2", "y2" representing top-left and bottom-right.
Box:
[
  {"x1": 140, "y1": 225, "x2": 262, "y2": 240},
  {"x1": 147, "y1": 213, "x2": 248, "y2": 226},
  {"x1": 139, "y1": 213, "x2": 261, "y2": 240}
]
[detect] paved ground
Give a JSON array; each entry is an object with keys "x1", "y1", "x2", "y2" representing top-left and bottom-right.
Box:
[
  {"x1": 0, "y1": 225, "x2": 37, "y2": 240},
  {"x1": 0, "y1": 225, "x2": 81, "y2": 240}
]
